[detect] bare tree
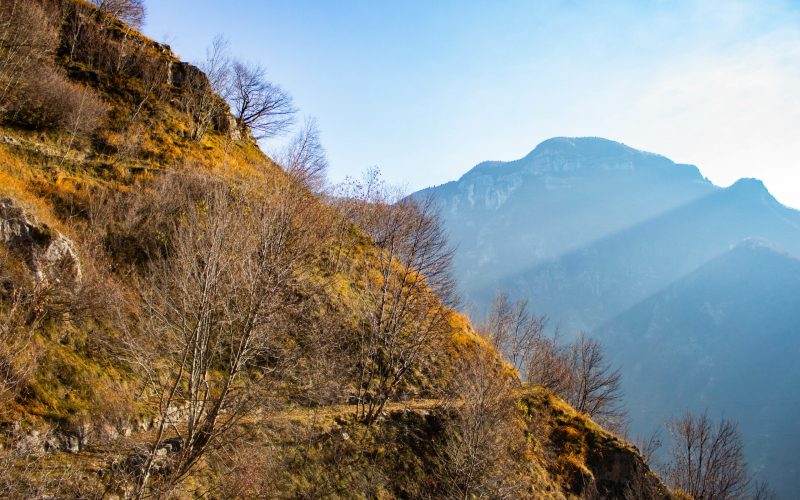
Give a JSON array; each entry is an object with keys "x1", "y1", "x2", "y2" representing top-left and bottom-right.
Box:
[
  {"x1": 130, "y1": 174, "x2": 315, "y2": 496},
  {"x1": 180, "y1": 35, "x2": 231, "y2": 142},
  {"x1": 483, "y1": 290, "x2": 545, "y2": 375},
  {"x1": 437, "y1": 343, "x2": 523, "y2": 499},
  {"x1": 126, "y1": 58, "x2": 168, "y2": 127},
  {"x1": 634, "y1": 427, "x2": 663, "y2": 467},
  {"x1": 565, "y1": 333, "x2": 627, "y2": 431},
  {"x1": 664, "y1": 412, "x2": 750, "y2": 500},
  {"x1": 228, "y1": 60, "x2": 295, "y2": 139},
  {"x1": 0, "y1": 287, "x2": 40, "y2": 415},
  {"x1": 327, "y1": 170, "x2": 381, "y2": 275},
  {"x1": 340, "y1": 171, "x2": 457, "y2": 424},
  {"x1": 751, "y1": 480, "x2": 777, "y2": 500},
  {"x1": 278, "y1": 117, "x2": 328, "y2": 193},
  {"x1": 202, "y1": 35, "x2": 232, "y2": 99},
  {"x1": 525, "y1": 329, "x2": 574, "y2": 396},
  {"x1": 90, "y1": 0, "x2": 146, "y2": 28},
  {"x1": 523, "y1": 327, "x2": 626, "y2": 431}
]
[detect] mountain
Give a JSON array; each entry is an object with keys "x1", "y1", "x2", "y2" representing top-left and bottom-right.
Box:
[
  {"x1": 418, "y1": 137, "x2": 800, "y2": 326},
  {"x1": 416, "y1": 137, "x2": 717, "y2": 314},
  {"x1": 598, "y1": 241, "x2": 800, "y2": 496},
  {"x1": 415, "y1": 136, "x2": 800, "y2": 496}
]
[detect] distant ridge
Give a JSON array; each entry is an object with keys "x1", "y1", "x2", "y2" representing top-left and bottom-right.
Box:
[
  {"x1": 455, "y1": 137, "x2": 702, "y2": 182},
  {"x1": 413, "y1": 137, "x2": 800, "y2": 496}
]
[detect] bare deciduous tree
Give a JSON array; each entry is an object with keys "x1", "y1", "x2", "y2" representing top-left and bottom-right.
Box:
[
  {"x1": 751, "y1": 480, "x2": 777, "y2": 500},
  {"x1": 130, "y1": 174, "x2": 315, "y2": 496},
  {"x1": 664, "y1": 412, "x2": 750, "y2": 500},
  {"x1": 565, "y1": 333, "x2": 627, "y2": 431},
  {"x1": 327, "y1": 170, "x2": 380, "y2": 275},
  {"x1": 483, "y1": 290, "x2": 545, "y2": 375},
  {"x1": 437, "y1": 343, "x2": 524, "y2": 499},
  {"x1": 228, "y1": 60, "x2": 295, "y2": 139},
  {"x1": 0, "y1": 0, "x2": 58, "y2": 112},
  {"x1": 180, "y1": 35, "x2": 231, "y2": 142},
  {"x1": 634, "y1": 427, "x2": 663, "y2": 467},
  {"x1": 525, "y1": 329, "x2": 574, "y2": 396},
  {"x1": 90, "y1": 0, "x2": 146, "y2": 28},
  {"x1": 340, "y1": 171, "x2": 457, "y2": 424},
  {"x1": 127, "y1": 58, "x2": 168, "y2": 126},
  {"x1": 523, "y1": 327, "x2": 627, "y2": 432},
  {"x1": 0, "y1": 287, "x2": 40, "y2": 414},
  {"x1": 278, "y1": 117, "x2": 328, "y2": 193}
]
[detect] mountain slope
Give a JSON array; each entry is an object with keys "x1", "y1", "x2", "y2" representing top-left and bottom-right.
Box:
[
  {"x1": 498, "y1": 176, "x2": 800, "y2": 330},
  {"x1": 597, "y1": 241, "x2": 800, "y2": 497},
  {"x1": 416, "y1": 137, "x2": 718, "y2": 305}
]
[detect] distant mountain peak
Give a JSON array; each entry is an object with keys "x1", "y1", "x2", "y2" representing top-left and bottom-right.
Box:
[
  {"x1": 527, "y1": 136, "x2": 644, "y2": 159},
  {"x1": 731, "y1": 237, "x2": 785, "y2": 254},
  {"x1": 729, "y1": 177, "x2": 768, "y2": 192},
  {"x1": 725, "y1": 177, "x2": 780, "y2": 206},
  {"x1": 460, "y1": 136, "x2": 697, "y2": 182}
]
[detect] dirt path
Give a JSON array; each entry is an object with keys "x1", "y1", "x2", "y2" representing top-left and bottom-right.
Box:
[
  {"x1": 265, "y1": 398, "x2": 443, "y2": 423},
  {"x1": 71, "y1": 398, "x2": 445, "y2": 468}
]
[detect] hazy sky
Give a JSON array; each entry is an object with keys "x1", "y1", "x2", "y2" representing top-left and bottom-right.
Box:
[{"x1": 144, "y1": 0, "x2": 800, "y2": 208}]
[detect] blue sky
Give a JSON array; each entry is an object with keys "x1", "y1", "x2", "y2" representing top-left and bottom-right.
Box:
[{"x1": 144, "y1": 1, "x2": 800, "y2": 208}]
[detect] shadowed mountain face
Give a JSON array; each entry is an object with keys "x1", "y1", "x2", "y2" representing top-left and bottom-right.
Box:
[
  {"x1": 598, "y1": 242, "x2": 800, "y2": 496},
  {"x1": 416, "y1": 138, "x2": 716, "y2": 315},
  {"x1": 414, "y1": 137, "x2": 800, "y2": 496}
]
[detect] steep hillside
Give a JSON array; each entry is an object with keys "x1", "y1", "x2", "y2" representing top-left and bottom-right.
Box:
[
  {"x1": 0, "y1": 2, "x2": 669, "y2": 497},
  {"x1": 598, "y1": 241, "x2": 800, "y2": 497},
  {"x1": 499, "y1": 176, "x2": 800, "y2": 331}
]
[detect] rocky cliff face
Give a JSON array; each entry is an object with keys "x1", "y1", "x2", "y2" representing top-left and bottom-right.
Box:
[
  {"x1": 521, "y1": 387, "x2": 674, "y2": 500},
  {"x1": 0, "y1": 197, "x2": 81, "y2": 287}
]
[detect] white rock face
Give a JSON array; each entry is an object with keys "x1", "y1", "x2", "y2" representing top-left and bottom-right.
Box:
[
  {"x1": 0, "y1": 197, "x2": 82, "y2": 287},
  {"x1": 459, "y1": 173, "x2": 522, "y2": 210}
]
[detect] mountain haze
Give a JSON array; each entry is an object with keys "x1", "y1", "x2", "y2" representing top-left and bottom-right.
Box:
[
  {"x1": 599, "y1": 241, "x2": 800, "y2": 491},
  {"x1": 416, "y1": 137, "x2": 800, "y2": 496}
]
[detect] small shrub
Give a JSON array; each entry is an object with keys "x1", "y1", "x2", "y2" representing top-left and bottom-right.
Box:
[
  {"x1": 0, "y1": 285, "x2": 41, "y2": 416},
  {"x1": 90, "y1": 0, "x2": 146, "y2": 29},
  {"x1": 0, "y1": 0, "x2": 59, "y2": 110},
  {"x1": 9, "y1": 67, "x2": 107, "y2": 133}
]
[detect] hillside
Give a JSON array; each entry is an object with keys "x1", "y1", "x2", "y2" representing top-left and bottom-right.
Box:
[
  {"x1": 0, "y1": 1, "x2": 669, "y2": 497},
  {"x1": 598, "y1": 241, "x2": 800, "y2": 496},
  {"x1": 498, "y1": 175, "x2": 800, "y2": 331},
  {"x1": 415, "y1": 136, "x2": 800, "y2": 496}
]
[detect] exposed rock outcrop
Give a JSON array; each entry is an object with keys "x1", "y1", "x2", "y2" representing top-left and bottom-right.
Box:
[
  {"x1": 584, "y1": 441, "x2": 672, "y2": 499},
  {"x1": 522, "y1": 387, "x2": 674, "y2": 499},
  {"x1": 168, "y1": 61, "x2": 240, "y2": 140},
  {"x1": 0, "y1": 197, "x2": 82, "y2": 287}
]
